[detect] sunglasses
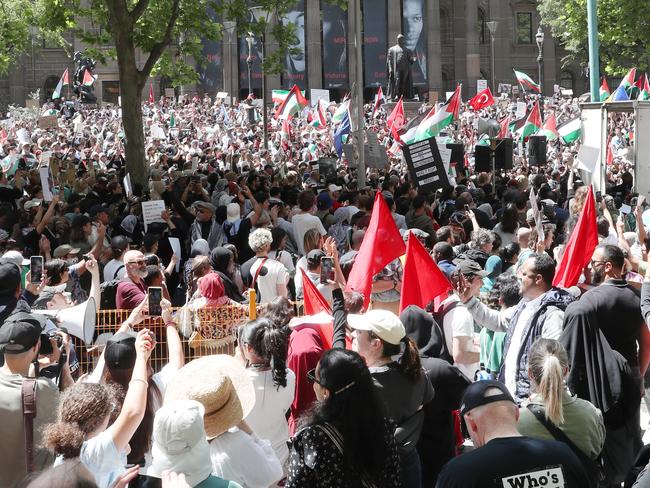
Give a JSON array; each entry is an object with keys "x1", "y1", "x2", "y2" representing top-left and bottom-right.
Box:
[{"x1": 306, "y1": 368, "x2": 323, "y2": 386}]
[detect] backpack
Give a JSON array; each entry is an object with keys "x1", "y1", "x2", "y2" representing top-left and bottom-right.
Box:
[
  {"x1": 430, "y1": 301, "x2": 458, "y2": 365},
  {"x1": 100, "y1": 279, "x2": 122, "y2": 310}
]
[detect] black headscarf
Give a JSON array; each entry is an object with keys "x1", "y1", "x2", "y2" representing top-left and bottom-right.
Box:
[
  {"x1": 209, "y1": 247, "x2": 244, "y2": 303},
  {"x1": 400, "y1": 305, "x2": 446, "y2": 359}
]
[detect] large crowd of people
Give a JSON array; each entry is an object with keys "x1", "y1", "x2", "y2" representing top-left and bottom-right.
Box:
[{"x1": 0, "y1": 84, "x2": 645, "y2": 488}]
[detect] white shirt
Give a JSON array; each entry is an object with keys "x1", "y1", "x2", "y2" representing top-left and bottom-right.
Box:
[
  {"x1": 250, "y1": 258, "x2": 289, "y2": 304},
  {"x1": 294, "y1": 256, "x2": 307, "y2": 300},
  {"x1": 442, "y1": 295, "x2": 479, "y2": 380},
  {"x1": 244, "y1": 368, "x2": 296, "y2": 465},
  {"x1": 269, "y1": 249, "x2": 295, "y2": 277},
  {"x1": 503, "y1": 293, "x2": 565, "y2": 396},
  {"x1": 65, "y1": 430, "x2": 126, "y2": 488},
  {"x1": 209, "y1": 428, "x2": 283, "y2": 488},
  {"x1": 291, "y1": 213, "x2": 326, "y2": 255},
  {"x1": 103, "y1": 259, "x2": 126, "y2": 282}
]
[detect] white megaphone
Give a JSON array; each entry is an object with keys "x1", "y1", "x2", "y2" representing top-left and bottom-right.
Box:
[{"x1": 34, "y1": 297, "x2": 96, "y2": 345}]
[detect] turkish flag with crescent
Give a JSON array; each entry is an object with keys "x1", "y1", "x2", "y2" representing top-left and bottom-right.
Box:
[{"x1": 468, "y1": 87, "x2": 495, "y2": 110}]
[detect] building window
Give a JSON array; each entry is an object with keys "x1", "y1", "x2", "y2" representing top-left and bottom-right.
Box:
[
  {"x1": 102, "y1": 81, "x2": 120, "y2": 105},
  {"x1": 560, "y1": 71, "x2": 574, "y2": 91},
  {"x1": 478, "y1": 8, "x2": 486, "y2": 44},
  {"x1": 516, "y1": 12, "x2": 532, "y2": 44}
]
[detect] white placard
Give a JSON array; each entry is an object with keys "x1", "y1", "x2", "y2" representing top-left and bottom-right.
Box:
[
  {"x1": 123, "y1": 173, "x2": 133, "y2": 198},
  {"x1": 16, "y1": 128, "x2": 29, "y2": 145},
  {"x1": 575, "y1": 145, "x2": 600, "y2": 173},
  {"x1": 39, "y1": 166, "x2": 54, "y2": 202},
  {"x1": 74, "y1": 121, "x2": 83, "y2": 134},
  {"x1": 310, "y1": 89, "x2": 330, "y2": 107},
  {"x1": 516, "y1": 102, "x2": 527, "y2": 119},
  {"x1": 151, "y1": 124, "x2": 166, "y2": 139},
  {"x1": 191, "y1": 155, "x2": 199, "y2": 172},
  {"x1": 40, "y1": 151, "x2": 52, "y2": 164},
  {"x1": 438, "y1": 146, "x2": 452, "y2": 165},
  {"x1": 141, "y1": 200, "x2": 166, "y2": 231},
  {"x1": 477, "y1": 79, "x2": 488, "y2": 93},
  {"x1": 168, "y1": 237, "x2": 181, "y2": 272},
  {"x1": 216, "y1": 92, "x2": 228, "y2": 99}
]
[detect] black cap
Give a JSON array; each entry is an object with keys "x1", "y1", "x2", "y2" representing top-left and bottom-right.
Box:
[
  {"x1": 460, "y1": 380, "x2": 516, "y2": 416},
  {"x1": 105, "y1": 331, "x2": 137, "y2": 370},
  {"x1": 110, "y1": 235, "x2": 130, "y2": 252},
  {"x1": 453, "y1": 259, "x2": 489, "y2": 277},
  {"x1": 89, "y1": 204, "x2": 108, "y2": 218},
  {"x1": 306, "y1": 249, "x2": 326, "y2": 267},
  {"x1": 0, "y1": 313, "x2": 44, "y2": 354},
  {"x1": 0, "y1": 259, "x2": 22, "y2": 298}
]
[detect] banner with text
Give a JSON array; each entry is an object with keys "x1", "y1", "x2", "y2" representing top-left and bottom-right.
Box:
[
  {"x1": 403, "y1": 136, "x2": 450, "y2": 192},
  {"x1": 363, "y1": 0, "x2": 388, "y2": 88},
  {"x1": 322, "y1": 3, "x2": 348, "y2": 89}
]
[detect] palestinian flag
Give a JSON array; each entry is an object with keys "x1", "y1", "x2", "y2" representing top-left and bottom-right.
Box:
[
  {"x1": 280, "y1": 119, "x2": 292, "y2": 150},
  {"x1": 599, "y1": 78, "x2": 610, "y2": 102},
  {"x1": 558, "y1": 118, "x2": 582, "y2": 144},
  {"x1": 272, "y1": 90, "x2": 290, "y2": 105},
  {"x1": 275, "y1": 85, "x2": 308, "y2": 120},
  {"x1": 372, "y1": 86, "x2": 385, "y2": 118},
  {"x1": 402, "y1": 85, "x2": 461, "y2": 144},
  {"x1": 607, "y1": 68, "x2": 636, "y2": 101},
  {"x1": 82, "y1": 69, "x2": 96, "y2": 86},
  {"x1": 517, "y1": 102, "x2": 542, "y2": 140},
  {"x1": 513, "y1": 69, "x2": 540, "y2": 93},
  {"x1": 509, "y1": 115, "x2": 527, "y2": 135},
  {"x1": 639, "y1": 74, "x2": 650, "y2": 101},
  {"x1": 538, "y1": 113, "x2": 559, "y2": 141},
  {"x1": 332, "y1": 99, "x2": 350, "y2": 124},
  {"x1": 498, "y1": 115, "x2": 511, "y2": 139},
  {"x1": 309, "y1": 100, "x2": 328, "y2": 129},
  {"x1": 477, "y1": 134, "x2": 491, "y2": 146},
  {"x1": 52, "y1": 68, "x2": 70, "y2": 99}
]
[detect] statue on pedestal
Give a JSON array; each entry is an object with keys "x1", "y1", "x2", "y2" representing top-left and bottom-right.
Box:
[
  {"x1": 386, "y1": 34, "x2": 415, "y2": 101},
  {"x1": 73, "y1": 51, "x2": 97, "y2": 104}
]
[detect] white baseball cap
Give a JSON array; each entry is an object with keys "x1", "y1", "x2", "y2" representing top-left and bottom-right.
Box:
[
  {"x1": 347, "y1": 310, "x2": 406, "y2": 345},
  {"x1": 328, "y1": 184, "x2": 342, "y2": 193}
]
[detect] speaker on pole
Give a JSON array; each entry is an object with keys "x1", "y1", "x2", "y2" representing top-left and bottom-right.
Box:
[
  {"x1": 474, "y1": 145, "x2": 492, "y2": 173},
  {"x1": 528, "y1": 135, "x2": 547, "y2": 166},
  {"x1": 495, "y1": 138, "x2": 513, "y2": 170}
]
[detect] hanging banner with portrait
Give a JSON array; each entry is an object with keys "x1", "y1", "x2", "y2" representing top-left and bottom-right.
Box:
[
  {"x1": 281, "y1": 0, "x2": 307, "y2": 89},
  {"x1": 363, "y1": 0, "x2": 388, "y2": 88},
  {"x1": 402, "y1": 0, "x2": 427, "y2": 86},
  {"x1": 322, "y1": 3, "x2": 348, "y2": 89}
]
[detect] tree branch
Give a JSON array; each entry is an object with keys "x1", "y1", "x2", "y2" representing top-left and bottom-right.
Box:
[
  {"x1": 129, "y1": 0, "x2": 150, "y2": 22},
  {"x1": 138, "y1": 0, "x2": 180, "y2": 85}
]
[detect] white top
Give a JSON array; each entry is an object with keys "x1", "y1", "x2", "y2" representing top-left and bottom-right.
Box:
[
  {"x1": 294, "y1": 256, "x2": 307, "y2": 300},
  {"x1": 268, "y1": 249, "x2": 295, "y2": 277},
  {"x1": 291, "y1": 213, "x2": 326, "y2": 255},
  {"x1": 209, "y1": 428, "x2": 283, "y2": 488},
  {"x1": 250, "y1": 258, "x2": 290, "y2": 304},
  {"x1": 103, "y1": 259, "x2": 126, "y2": 282},
  {"x1": 504, "y1": 293, "x2": 565, "y2": 396},
  {"x1": 244, "y1": 368, "x2": 296, "y2": 465},
  {"x1": 74, "y1": 430, "x2": 126, "y2": 488},
  {"x1": 442, "y1": 295, "x2": 479, "y2": 380}
]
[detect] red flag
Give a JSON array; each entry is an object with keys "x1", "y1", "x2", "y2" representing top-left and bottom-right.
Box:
[
  {"x1": 61, "y1": 68, "x2": 69, "y2": 85},
  {"x1": 346, "y1": 192, "x2": 405, "y2": 309},
  {"x1": 498, "y1": 115, "x2": 511, "y2": 139},
  {"x1": 149, "y1": 81, "x2": 155, "y2": 104},
  {"x1": 399, "y1": 231, "x2": 452, "y2": 312},
  {"x1": 387, "y1": 97, "x2": 405, "y2": 142},
  {"x1": 553, "y1": 187, "x2": 598, "y2": 288},
  {"x1": 606, "y1": 137, "x2": 614, "y2": 166},
  {"x1": 372, "y1": 86, "x2": 385, "y2": 118},
  {"x1": 468, "y1": 87, "x2": 495, "y2": 110},
  {"x1": 301, "y1": 269, "x2": 332, "y2": 315}
]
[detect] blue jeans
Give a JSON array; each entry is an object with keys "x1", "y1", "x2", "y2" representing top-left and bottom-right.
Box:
[{"x1": 401, "y1": 448, "x2": 422, "y2": 488}]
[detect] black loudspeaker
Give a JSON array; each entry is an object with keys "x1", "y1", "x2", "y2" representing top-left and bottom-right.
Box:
[
  {"x1": 495, "y1": 138, "x2": 513, "y2": 170},
  {"x1": 446, "y1": 143, "x2": 465, "y2": 171},
  {"x1": 474, "y1": 145, "x2": 492, "y2": 172},
  {"x1": 245, "y1": 106, "x2": 256, "y2": 124},
  {"x1": 528, "y1": 135, "x2": 547, "y2": 166}
]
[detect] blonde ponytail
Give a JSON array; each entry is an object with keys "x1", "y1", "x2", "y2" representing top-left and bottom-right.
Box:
[{"x1": 528, "y1": 338, "x2": 569, "y2": 425}]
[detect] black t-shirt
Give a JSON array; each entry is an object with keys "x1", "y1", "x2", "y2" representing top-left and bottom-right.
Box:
[{"x1": 436, "y1": 436, "x2": 589, "y2": 488}]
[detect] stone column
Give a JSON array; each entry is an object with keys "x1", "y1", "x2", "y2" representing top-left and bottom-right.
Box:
[
  {"x1": 452, "y1": 1, "x2": 466, "y2": 97},
  {"x1": 306, "y1": 0, "x2": 322, "y2": 89},
  {"x1": 427, "y1": 0, "x2": 443, "y2": 96},
  {"x1": 465, "y1": 0, "x2": 480, "y2": 96}
]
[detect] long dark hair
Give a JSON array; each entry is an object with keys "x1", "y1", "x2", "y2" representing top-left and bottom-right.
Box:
[
  {"x1": 241, "y1": 318, "x2": 289, "y2": 388},
  {"x1": 500, "y1": 203, "x2": 520, "y2": 234},
  {"x1": 380, "y1": 336, "x2": 423, "y2": 381},
  {"x1": 304, "y1": 349, "x2": 391, "y2": 482},
  {"x1": 103, "y1": 366, "x2": 162, "y2": 465}
]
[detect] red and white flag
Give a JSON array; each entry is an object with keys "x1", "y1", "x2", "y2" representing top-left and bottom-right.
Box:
[
  {"x1": 372, "y1": 86, "x2": 385, "y2": 118},
  {"x1": 468, "y1": 87, "x2": 495, "y2": 111}
]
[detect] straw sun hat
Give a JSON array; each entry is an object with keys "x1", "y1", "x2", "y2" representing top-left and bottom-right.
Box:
[{"x1": 164, "y1": 355, "x2": 255, "y2": 439}]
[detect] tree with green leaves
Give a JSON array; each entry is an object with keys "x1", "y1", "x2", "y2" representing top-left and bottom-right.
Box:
[
  {"x1": 0, "y1": 0, "x2": 330, "y2": 184},
  {"x1": 539, "y1": 0, "x2": 650, "y2": 78}
]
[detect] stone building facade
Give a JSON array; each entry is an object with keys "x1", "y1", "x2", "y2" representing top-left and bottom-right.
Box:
[{"x1": 0, "y1": 0, "x2": 586, "y2": 108}]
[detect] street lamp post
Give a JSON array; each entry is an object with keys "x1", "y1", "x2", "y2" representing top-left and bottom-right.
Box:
[
  {"x1": 535, "y1": 26, "x2": 545, "y2": 121},
  {"x1": 250, "y1": 6, "x2": 276, "y2": 151},
  {"x1": 223, "y1": 21, "x2": 236, "y2": 103},
  {"x1": 486, "y1": 21, "x2": 498, "y2": 95},
  {"x1": 245, "y1": 32, "x2": 254, "y2": 97}
]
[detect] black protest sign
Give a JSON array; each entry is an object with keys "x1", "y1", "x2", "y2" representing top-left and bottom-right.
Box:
[
  {"x1": 318, "y1": 158, "x2": 338, "y2": 180},
  {"x1": 403, "y1": 137, "x2": 450, "y2": 191}
]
